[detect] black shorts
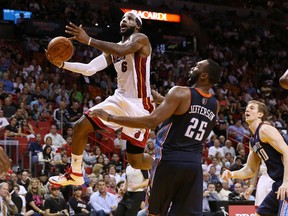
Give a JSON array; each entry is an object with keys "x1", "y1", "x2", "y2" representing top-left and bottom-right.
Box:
[{"x1": 147, "y1": 160, "x2": 203, "y2": 216}]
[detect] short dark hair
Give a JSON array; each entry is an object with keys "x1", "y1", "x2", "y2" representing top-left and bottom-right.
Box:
[{"x1": 205, "y1": 59, "x2": 222, "y2": 85}]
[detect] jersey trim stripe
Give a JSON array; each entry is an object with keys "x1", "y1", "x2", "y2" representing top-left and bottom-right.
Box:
[
  {"x1": 135, "y1": 55, "x2": 147, "y2": 98},
  {"x1": 85, "y1": 111, "x2": 149, "y2": 148},
  {"x1": 195, "y1": 87, "x2": 212, "y2": 98},
  {"x1": 143, "y1": 97, "x2": 154, "y2": 113}
]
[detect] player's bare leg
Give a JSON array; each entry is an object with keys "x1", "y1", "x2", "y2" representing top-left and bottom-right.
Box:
[{"x1": 49, "y1": 116, "x2": 94, "y2": 186}]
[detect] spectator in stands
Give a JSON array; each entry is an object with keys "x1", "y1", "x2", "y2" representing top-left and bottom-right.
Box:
[
  {"x1": 228, "y1": 119, "x2": 246, "y2": 143},
  {"x1": 5, "y1": 117, "x2": 21, "y2": 139},
  {"x1": 238, "y1": 149, "x2": 247, "y2": 164},
  {"x1": 44, "y1": 125, "x2": 66, "y2": 149},
  {"x1": 94, "y1": 146, "x2": 108, "y2": 164},
  {"x1": 68, "y1": 101, "x2": 82, "y2": 123},
  {"x1": 83, "y1": 143, "x2": 97, "y2": 167},
  {"x1": 17, "y1": 171, "x2": 30, "y2": 191},
  {"x1": 53, "y1": 101, "x2": 72, "y2": 130},
  {"x1": 108, "y1": 165, "x2": 121, "y2": 184},
  {"x1": 12, "y1": 183, "x2": 32, "y2": 215},
  {"x1": 63, "y1": 126, "x2": 73, "y2": 140},
  {"x1": 30, "y1": 94, "x2": 46, "y2": 114},
  {"x1": 106, "y1": 176, "x2": 117, "y2": 195},
  {"x1": 215, "y1": 181, "x2": 231, "y2": 201},
  {"x1": 89, "y1": 179, "x2": 118, "y2": 216},
  {"x1": 42, "y1": 136, "x2": 57, "y2": 152},
  {"x1": 113, "y1": 131, "x2": 126, "y2": 160},
  {"x1": 10, "y1": 173, "x2": 27, "y2": 196},
  {"x1": 55, "y1": 153, "x2": 70, "y2": 174},
  {"x1": 18, "y1": 87, "x2": 32, "y2": 108},
  {"x1": 0, "y1": 109, "x2": 9, "y2": 131},
  {"x1": 38, "y1": 170, "x2": 49, "y2": 187},
  {"x1": 115, "y1": 181, "x2": 125, "y2": 204},
  {"x1": 89, "y1": 164, "x2": 103, "y2": 180},
  {"x1": 108, "y1": 153, "x2": 123, "y2": 174},
  {"x1": 96, "y1": 155, "x2": 107, "y2": 167},
  {"x1": 235, "y1": 142, "x2": 245, "y2": 156},
  {"x1": 114, "y1": 165, "x2": 149, "y2": 216},
  {"x1": 69, "y1": 84, "x2": 83, "y2": 104},
  {"x1": 203, "y1": 171, "x2": 210, "y2": 191},
  {"x1": 25, "y1": 178, "x2": 45, "y2": 215},
  {"x1": 208, "y1": 166, "x2": 221, "y2": 184},
  {"x1": 214, "y1": 112, "x2": 228, "y2": 138},
  {"x1": 44, "y1": 185, "x2": 69, "y2": 216},
  {"x1": 55, "y1": 89, "x2": 69, "y2": 106},
  {"x1": 12, "y1": 108, "x2": 24, "y2": 127},
  {"x1": 208, "y1": 139, "x2": 224, "y2": 159},
  {"x1": 2, "y1": 97, "x2": 17, "y2": 118},
  {"x1": 0, "y1": 72, "x2": 14, "y2": 93},
  {"x1": 222, "y1": 139, "x2": 236, "y2": 157},
  {"x1": 38, "y1": 145, "x2": 54, "y2": 173},
  {"x1": 202, "y1": 182, "x2": 221, "y2": 214},
  {"x1": 69, "y1": 186, "x2": 91, "y2": 215},
  {"x1": 19, "y1": 118, "x2": 36, "y2": 140},
  {"x1": 0, "y1": 182, "x2": 18, "y2": 216},
  {"x1": 28, "y1": 133, "x2": 43, "y2": 163},
  {"x1": 229, "y1": 156, "x2": 244, "y2": 171},
  {"x1": 228, "y1": 182, "x2": 246, "y2": 201},
  {"x1": 207, "y1": 157, "x2": 222, "y2": 175}
]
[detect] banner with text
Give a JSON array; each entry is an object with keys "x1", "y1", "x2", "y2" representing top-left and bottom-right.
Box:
[{"x1": 121, "y1": 8, "x2": 181, "y2": 23}]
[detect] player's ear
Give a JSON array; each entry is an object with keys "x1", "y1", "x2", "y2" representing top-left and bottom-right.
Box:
[{"x1": 258, "y1": 112, "x2": 264, "y2": 119}]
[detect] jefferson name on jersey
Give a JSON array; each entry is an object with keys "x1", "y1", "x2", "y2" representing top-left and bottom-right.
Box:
[{"x1": 189, "y1": 105, "x2": 216, "y2": 121}]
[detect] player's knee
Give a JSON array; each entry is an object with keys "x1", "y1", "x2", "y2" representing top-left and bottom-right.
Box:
[{"x1": 73, "y1": 116, "x2": 93, "y2": 135}]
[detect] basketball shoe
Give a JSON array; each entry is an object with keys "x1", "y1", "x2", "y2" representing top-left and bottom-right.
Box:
[{"x1": 49, "y1": 167, "x2": 84, "y2": 186}]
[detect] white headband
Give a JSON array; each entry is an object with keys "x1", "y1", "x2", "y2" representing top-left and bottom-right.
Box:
[{"x1": 126, "y1": 11, "x2": 142, "y2": 25}]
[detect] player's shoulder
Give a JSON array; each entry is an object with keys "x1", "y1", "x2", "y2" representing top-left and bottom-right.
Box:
[
  {"x1": 259, "y1": 123, "x2": 278, "y2": 138},
  {"x1": 130, "y1": 32, "x2": 149, "y2": 41},
  {"x1": 167, "y1": 86, "x2": 190, "y2": 99}
]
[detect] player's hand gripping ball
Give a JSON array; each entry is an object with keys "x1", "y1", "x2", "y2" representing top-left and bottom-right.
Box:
[{"x1": 46, "y1": 36, "x2": 74, "y2": 67}]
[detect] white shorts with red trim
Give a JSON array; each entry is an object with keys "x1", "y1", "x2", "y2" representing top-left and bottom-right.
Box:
[{"x1": 85, "y1": 91, "x2": 154, "y2": 148}]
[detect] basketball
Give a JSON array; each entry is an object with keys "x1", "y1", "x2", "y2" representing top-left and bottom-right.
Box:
[{"x1": 46, "y1": 36, "x2": 74, "y2": 62}]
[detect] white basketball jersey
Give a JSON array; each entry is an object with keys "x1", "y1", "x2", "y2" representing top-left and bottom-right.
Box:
[{"x1": 112, "y1": 38, "x2": 151, "y2": 99}]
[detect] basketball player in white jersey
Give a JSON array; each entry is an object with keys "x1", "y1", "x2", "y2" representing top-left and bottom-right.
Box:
[{"x1": 47, "y1": 11, "x2": 154, "y2": 186}]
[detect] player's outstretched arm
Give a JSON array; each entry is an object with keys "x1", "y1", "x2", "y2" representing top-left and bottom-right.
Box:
[
  {"x1": 65, "y1": 22, "x2": 149, "y2": 57},
  {"x1": 222, "y1": 149, "x2": 261, "y2": 181},
  {"x1": 279, "y1": 69, "x2": 288, "y2": 89},
  {"x1": 90, "y1": 86, "x2": 189, "y2": 129}
]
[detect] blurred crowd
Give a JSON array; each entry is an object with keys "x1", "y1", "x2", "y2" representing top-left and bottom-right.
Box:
[{"x1": 0, "y1": 0, "x2": 288, "y2": 215}]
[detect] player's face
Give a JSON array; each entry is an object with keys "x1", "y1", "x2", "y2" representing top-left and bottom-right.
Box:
[
  {"x1": 188, "y1": 60, "x2": 206, "y2": 85},
  {"x1": 120, "y1": 12, "x2": 137, "y2": 36},
  {"x1": 245, "y1": 103, "x2": 263, "y2": 123}
]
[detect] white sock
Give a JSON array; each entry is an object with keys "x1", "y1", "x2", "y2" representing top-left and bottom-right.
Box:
[{"x1": 71, "y1": 154, "x2": 83, "y2": 174}]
